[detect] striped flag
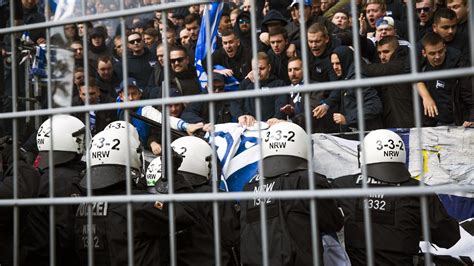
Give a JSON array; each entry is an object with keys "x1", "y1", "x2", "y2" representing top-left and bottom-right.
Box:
[
  {"x1": 208, "y1": 123, "x2": 262, "y2": 192},
  {"x1": 195, "y1": 1, "x2": 224, "y2": 92}
]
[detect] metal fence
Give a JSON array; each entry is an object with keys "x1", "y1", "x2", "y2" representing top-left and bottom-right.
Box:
[{"x1": 0, "y1": 0, "x2": 473, "y2": 265}]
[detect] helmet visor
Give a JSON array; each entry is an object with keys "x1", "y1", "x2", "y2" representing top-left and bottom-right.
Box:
[{"x1": 365, "y1": 162, "x2": 410, "y2": 183}]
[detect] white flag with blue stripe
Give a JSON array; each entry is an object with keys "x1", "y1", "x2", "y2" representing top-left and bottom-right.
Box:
[
  {"x1": 195, "y1": 1, "x2": 224, "y2": 92},
  {"x1": 208, "y1": 123, "x2": 264, "y2": 192}
]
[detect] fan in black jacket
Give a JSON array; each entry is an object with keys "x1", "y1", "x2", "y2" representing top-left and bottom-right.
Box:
[
  {"x1": 313, "y1": 46, "x2": 383, "y2": 131},
  {"x1": 362, "y1": 36, "x2": 415, "y2": 128}
]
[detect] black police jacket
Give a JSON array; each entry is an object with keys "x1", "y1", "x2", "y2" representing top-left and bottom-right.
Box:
[
  {"x1": 332, "y1": 174, "x2": 461, "y2": 266},
  {"x1": 0, "y1": 160, "x2": 40, "y2": 266},
  {"x1": 21, "y1": 159, "x2": 85, "y2": 266},
  {"x1": 240, "y1": 170, "x2": 344, "y2": 266},
  {"x1": 181, "y1": 173, "x2": 241, "y2": 266},
  {"x1": 74, "y1": 180, "x2": 197, "y2": 266},
  {"x1": 136, "y1": 173, "x2": 220, "y2": 266}
]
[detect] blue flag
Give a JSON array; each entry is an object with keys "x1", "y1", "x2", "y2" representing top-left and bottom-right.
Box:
[
  {"x1": 49, "y1": 0, "x2": 58, "y2": 13},
  {"x1": 195, "y1": 2, "x2": 224, "y2": 92}
]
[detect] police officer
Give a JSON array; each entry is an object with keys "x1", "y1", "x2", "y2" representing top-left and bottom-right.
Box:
[
  {"x1": 240, "y1": 122, "x2": 344, "y2": 265},
  {"x1": 332, "y1": 129, "x2": 461, "y2": 265},
  {"x1": 141, "y1": 137, "x2": 234, "y2": 266},
  {"x1": 22, "y1": 115, "x2": 86, "y2": 266},
  {"x1": 76, "y1": 122, "x2": 196, "y2": 265},
  {"x1": 141, "y1": 153, "x2": 200, "y2": 266},
  {"x1": 0, "y1": 136, "x2": 40, "y2": 266},
  {"x1": 171, "y1": 136, "x2": 241, "y2": 266},
  {"x1": 74, "y1": 123, "x2": 143, "y2": 265}
]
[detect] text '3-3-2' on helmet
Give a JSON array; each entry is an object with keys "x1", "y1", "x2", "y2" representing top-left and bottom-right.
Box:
[
  {"x1": 81, "y1": 125, "x2": 142, "y2": 189},
  {"x1": 262, "y1": 122, "x2": 309, "y2": 177},
  {"x1": 104, "y1": 120, "x2": 140, "y2": 143},
  {"x1": 145, "y1": 156, "x2": 162, "y2": 194},
  {"x1": 171, "y1": 136, "x2": 213, "y2": 179},
  {"x1": 36, "y1": 115, "x2": 86, "y2": 169},
  {"x1": 360, "y1": 129, "x2": 410, "y2": 183}
]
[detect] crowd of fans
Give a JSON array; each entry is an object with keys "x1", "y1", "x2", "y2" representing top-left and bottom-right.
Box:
[
  {"x1": 1, "y1": 0, "x2": 473, "y2": 154},
  {"x1": 0, "y1": 1, "x2": 472, "y2": 265}
]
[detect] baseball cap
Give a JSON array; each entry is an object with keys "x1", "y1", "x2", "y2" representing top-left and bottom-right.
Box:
[
  {"x1": 116, "y1": 78, "x2": 142, "y2": 94},
  {"x1": 376, "y1": 16, "x2": 395, "y2": 29},
  {"x1": 212, "y1": 73, "x2": 226, "y2": 84},
  {"x1": 288, "y1": 0, "x2": 312, "y2": 10}
]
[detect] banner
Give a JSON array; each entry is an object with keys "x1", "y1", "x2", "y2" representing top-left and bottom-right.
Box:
[{"x1": 195, "y1": 1, "x2": 224, "y2": 92}]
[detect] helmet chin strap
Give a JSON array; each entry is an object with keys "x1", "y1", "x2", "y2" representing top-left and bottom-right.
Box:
[{"x1": 357, "y1": 144, "x2": 361, "y2": 169}]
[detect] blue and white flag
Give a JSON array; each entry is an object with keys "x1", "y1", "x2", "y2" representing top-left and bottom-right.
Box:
[
  {"x1": 195, "y1": 1, "x2": 224, "y2": 92},
  {"x1": 49, "y1": 0, "x2": 58, "y2": 13},
  {"x1": 214, "y1": 64, "x2": 240, "y2": 92},
  {"x1": 208, "y1": 123, "x2": 262, "y2": 192}
]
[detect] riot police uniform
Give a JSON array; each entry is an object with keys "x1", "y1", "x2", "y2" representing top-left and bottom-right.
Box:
[
  {"x1": 0, "y1": 136, "x2": 40, "y2": 266},
  {"x1": 74, "y1": 122, "x2": 202, "y2": 266},
  {"x1": 332, "y1": 129, "x2": 460, "y2": 265},
  {"x1": 21, "y1": 115, "x2": 86, "y2": 266},
  {"x1": 171, "y1": 136, "x2": 241, "y2": 266},
  {"x1": 239, "y1": 122, "x2": 344, "y2": 266},
  {"x1": 74, "y1": 122, "x2": 142, "y2": 265}
]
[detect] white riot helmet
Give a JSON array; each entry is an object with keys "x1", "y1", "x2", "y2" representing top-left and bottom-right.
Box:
[
  {"x1": 261, "y1": 122, "x2": 309, "y2": 177},
  {"x1": 104, "y1": 121, "x2": 140, "y2": 143},
  {"x1": 145, "y1": 157, "x2": 162, "y2": 193},
  {"x1": 81, "y1": 126, "x2": 142, "y2": 189},
  {"x1": 360, "y1": 129, "x2": 409, "y2": 183},
  {"x1": 36, "y1": 115, "x2": 86, "y2": 169},
  {"x1": 171, "y1": 136, "x2": 212, "y2": 179}
]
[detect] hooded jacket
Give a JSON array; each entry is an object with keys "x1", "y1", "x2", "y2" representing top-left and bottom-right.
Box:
[
  {"x1": 325, "y1": 46, "x2": 383, "y2": 131},
  {"x1": 261, "y1": 10, "x2": 288, "y2": 32},
  {"x1": 88, "y1": 28, "x2": 110, "y2": 71},
  {"x1": 362, "y1": 45, "x2": 415, "y2": 128},
  {"x1": 234, "y1": 11, "x2": 252, "y2": 48}
]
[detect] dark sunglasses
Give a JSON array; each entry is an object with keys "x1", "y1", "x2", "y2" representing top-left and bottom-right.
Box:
[
  {"x1": 416, "y1": 7, "x2": 431, "y2": 13},
  {"x1": 170, "y1": 57, "x2": 185, "y2": 64},
  {"x1": 128, "y1": 38, "x2": 142, "y2": 44},
  {"x1": 239, "y1": 18, "x2": 250, "y2": 24}
]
